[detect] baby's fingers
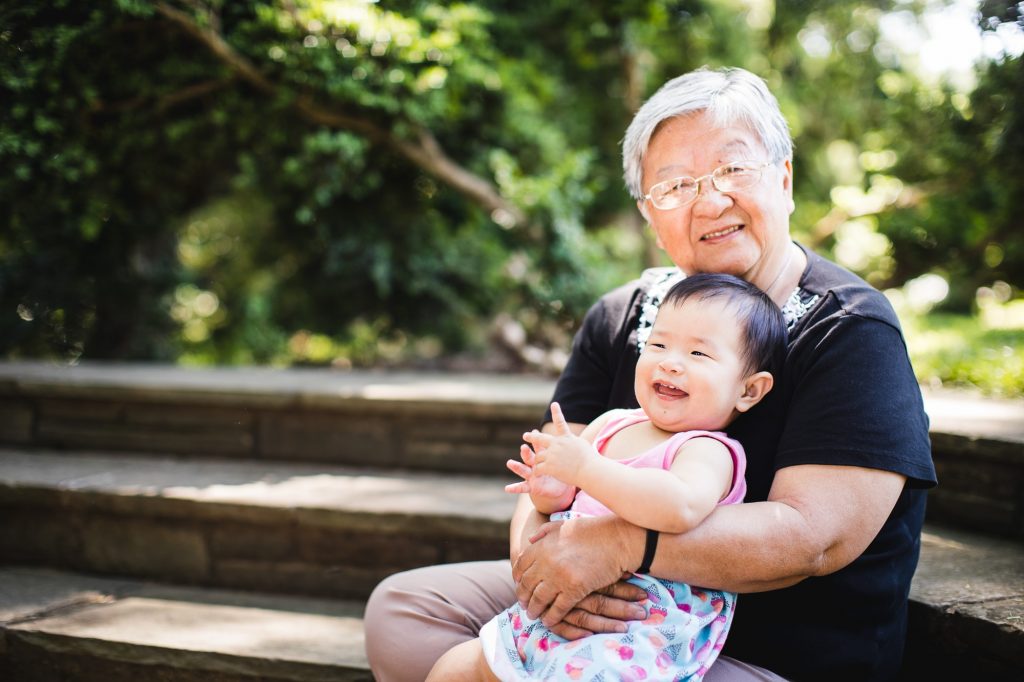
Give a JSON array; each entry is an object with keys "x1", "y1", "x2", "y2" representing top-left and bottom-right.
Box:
[
  {"x1": 549, "y1": 402, "x2": 572, "y2": 435},
  {"x1": 506, "y1": 458, "x2": 533, "y2": 480},
  {"x1": 522, "y1": 430, "x2": 551, "y2": 450},
  {"x1": 505, "y1": 481, "x2": 531, "y2": 494}
]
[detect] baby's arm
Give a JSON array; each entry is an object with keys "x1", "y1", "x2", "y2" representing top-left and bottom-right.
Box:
[{"x1": 526, "y1": 405, "x2": 734, "y2": 533}]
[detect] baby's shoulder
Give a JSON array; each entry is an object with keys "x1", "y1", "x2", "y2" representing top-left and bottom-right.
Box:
[{"x1": 582, "y1": 408, "x2": 641, "y2": 443}]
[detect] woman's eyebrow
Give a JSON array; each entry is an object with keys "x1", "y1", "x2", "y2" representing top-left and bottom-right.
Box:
[{"x1": 719, "y1": 140, "x2": 755, "y2": 156}]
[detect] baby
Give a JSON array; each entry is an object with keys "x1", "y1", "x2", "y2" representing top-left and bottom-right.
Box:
[{"x1": 428, "y1": 273, "x2": 787, "y2": 681}]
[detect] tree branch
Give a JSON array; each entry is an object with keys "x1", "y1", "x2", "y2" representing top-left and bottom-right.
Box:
[
  {"x1": 153, "y1": 1, "x2": 526, "y2": 228},
  {"x1": 89, "y1": 78, "x2": 232, "y2": 114},
  {"x1": 158, "y1": 77, "x2": 233, "y2": 110}
]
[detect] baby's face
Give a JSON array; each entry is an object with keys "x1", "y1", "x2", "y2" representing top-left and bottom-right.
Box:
[{"x1": 634, "y1": 297, "x2": 752, "y2": 433}]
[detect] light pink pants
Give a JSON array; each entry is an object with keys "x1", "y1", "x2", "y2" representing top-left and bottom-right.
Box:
[{"x1": 364, "y1": 560, "x2": 788, "y2": 681}]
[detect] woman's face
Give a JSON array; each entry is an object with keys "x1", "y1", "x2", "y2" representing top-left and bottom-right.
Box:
[{"x1": 638, "y1": 112, "x2": 795, "y2": 289}]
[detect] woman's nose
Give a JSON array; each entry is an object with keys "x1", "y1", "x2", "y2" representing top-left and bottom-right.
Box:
[{"x1": 691, "y1": 181, "x2": 732, "y2": 217}]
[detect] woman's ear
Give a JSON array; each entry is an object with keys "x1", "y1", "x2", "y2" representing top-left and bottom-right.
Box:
[
  {"x1": 638, "y1": 200, "x2": 666, "y2": 249},
  {"x1": 637, "y1": 199, "x2": 651, "y2": 224},
  {"x1": 781, "y1": 158, "x2": 795, "y2": 215},
  {"x1": 735, "y1": 371, "x2": 774, "y2": 413}
]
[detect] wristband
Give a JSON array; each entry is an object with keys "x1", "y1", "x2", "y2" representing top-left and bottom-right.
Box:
[{"x1": 637, "y1": 528, "x2": 659, "y2": 574}]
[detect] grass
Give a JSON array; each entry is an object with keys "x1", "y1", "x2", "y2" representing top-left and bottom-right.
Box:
[{"x1": 900, "y1": 299, "x2": 1024, "y2": 399}]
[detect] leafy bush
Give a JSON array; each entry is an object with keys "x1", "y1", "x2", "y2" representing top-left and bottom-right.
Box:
[{"x1": 1, "y1": 1, "x2": 1021, "y2": 378}]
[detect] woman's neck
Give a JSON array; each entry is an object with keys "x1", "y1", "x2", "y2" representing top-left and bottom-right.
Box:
[{"x1": 763, "y1": 242, "x2": 805, "y2": 306}]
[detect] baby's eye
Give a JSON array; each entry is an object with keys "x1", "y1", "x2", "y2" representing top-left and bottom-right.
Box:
[
  {"x1": 690, "y1": 350, "x2": 708, "y2": 357},
  {"x1": 649, "y1": 343, "x2": 666, "y2": 349}
]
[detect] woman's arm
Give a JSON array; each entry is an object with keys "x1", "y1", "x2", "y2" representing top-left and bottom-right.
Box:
[
  {"x1": 647, "y1": 463, "x2": 906, "y2": 590},
  {"x1": 512, "y1": 462, "x2": 906, "y2": 628}
]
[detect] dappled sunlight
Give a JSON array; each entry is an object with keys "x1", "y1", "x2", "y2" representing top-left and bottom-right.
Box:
[
  {"x1": 879, "y1": 0, "x2": 1024, "y2": 89},
  {"x1": 34, "y1": 596, "x2": 366, "y2": 666},
  {"x1": 978, "y1": 285, "x2": 1024, "y2": 330},
  {"x1": 160, "y1": 468, "x2": 515, "y2": 520},
  {"x1": 0, "y1": 448, "x2": 515, "y2": 521},
  {"x1": 892, "y1": 278, "x2": 1024, "y2": 397},
  {"x1": 361, "y1": 380, "x2": 476, "y2": 400}
]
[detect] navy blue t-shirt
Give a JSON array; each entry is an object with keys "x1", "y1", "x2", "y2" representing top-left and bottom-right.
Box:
[{"x1": 548, "y1": 244, "x2": 937, "y2": 681}]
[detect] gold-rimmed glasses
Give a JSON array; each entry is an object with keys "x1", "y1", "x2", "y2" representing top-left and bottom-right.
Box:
[{"x1": 643, "y1": 161, "x2": 773, "y2": 210}]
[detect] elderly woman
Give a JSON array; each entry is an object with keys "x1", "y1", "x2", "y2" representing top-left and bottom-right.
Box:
[{"x1": 364, "y1": 67, "x2": 936, "y2": 681}]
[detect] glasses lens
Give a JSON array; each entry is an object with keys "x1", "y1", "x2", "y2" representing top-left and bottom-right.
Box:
[
  {"x1": 714, "y1": 163, "x2": 762, "y2": 191},
  {"x1": 651, "y1": 178, "x2": 697, "y2": 209}
]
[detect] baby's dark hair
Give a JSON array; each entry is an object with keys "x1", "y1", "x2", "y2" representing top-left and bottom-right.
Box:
[{"x1": 661, "y1": 273, "x2": 788, "y2": 375}]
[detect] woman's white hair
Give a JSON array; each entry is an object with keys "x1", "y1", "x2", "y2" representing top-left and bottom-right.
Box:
[{"x1": 622, "y1": 67, "x2": 793, "y2": 201}]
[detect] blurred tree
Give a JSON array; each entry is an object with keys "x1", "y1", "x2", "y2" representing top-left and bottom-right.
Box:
[
  {"x1": 870, "y1": 1, "x2": 1023, "y2": 310},
  {"x1": 1, "y1": 0, "x2": 1016, "y2": 367}
]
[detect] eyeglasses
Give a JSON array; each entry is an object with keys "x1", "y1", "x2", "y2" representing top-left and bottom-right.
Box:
[{"x1": 643, "y1": 161, "x2": 773, "y2": 210}]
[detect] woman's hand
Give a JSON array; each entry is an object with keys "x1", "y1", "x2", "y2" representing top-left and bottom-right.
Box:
[
  {"x1": 511, "y1": 514, "x2": 647, "y2": 634},
  {"x1": 547, "y1": 581, "x2": 652, "y2": 640}
]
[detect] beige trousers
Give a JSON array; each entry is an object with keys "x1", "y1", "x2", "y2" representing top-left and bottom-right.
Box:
[{"x1": 364, "y1": 560, "x2": 788, "y2": 681}]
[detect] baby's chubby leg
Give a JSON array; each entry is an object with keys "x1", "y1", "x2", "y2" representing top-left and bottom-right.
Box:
[{"x1": 425, "y1": 639, "x2": 500, "y2": 682}]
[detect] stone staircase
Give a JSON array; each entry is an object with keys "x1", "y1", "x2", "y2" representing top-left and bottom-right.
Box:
[{"x1": 0, "y1": 361, "x2": 1021, "y2": 680}]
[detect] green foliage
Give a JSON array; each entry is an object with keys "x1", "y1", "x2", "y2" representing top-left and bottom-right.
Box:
[
  {"x1": 901, "y1": 305, "x2": 1024, "y2": 398},
  {"x1": 1, "y1": 0, "x2": 240, "y2": 358},
  {"x1": 1, "y1": 0, "x2": 1021, "y2": 395},
  {"x1": 872, "y1": 56, "x2": 1024, "y2": 310}
]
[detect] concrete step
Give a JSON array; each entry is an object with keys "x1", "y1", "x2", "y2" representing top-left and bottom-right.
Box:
[
  {"x1": 905, "y1": 525, "x2": 1024, "y2": 676},
  {"x1": 2, "y1": 520, "x2": 1022, "y2": 681},
  {"x1": 1, "y1": 361, "x2": 1022, "y2": 539},
  {"x1": 0, "y1": 447, "x2": 514, "y2": 600},
  {"x1": 0, "y1": 567, "x2": 371, "y2": 681},
  {"x1": 0, "y1": 361, "x2": 548, "y2": 477}
]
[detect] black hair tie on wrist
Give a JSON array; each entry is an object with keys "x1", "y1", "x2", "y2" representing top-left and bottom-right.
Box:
[{"x1": 637, "y1": 528, "x2": 659, "y2": 574}]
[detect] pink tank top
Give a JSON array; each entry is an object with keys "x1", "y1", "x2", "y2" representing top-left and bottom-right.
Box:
[{"x1": 570, "y1": 409, "x2": 748, "y2": 517}]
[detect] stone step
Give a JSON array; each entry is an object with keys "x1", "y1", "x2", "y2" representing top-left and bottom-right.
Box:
[
  {"x1": 905, "y1": 525, "x2": 1024, "y2": 676},
  {"x1": 0, "y1": 566, "x2": 372, "y2": 681},
  {"x1": 0, "y1": 447, "x2": 514, "y2": 600},
  {"x1": 1, "y1": 361, "x2": 1022, "y2": 539},
  {"x1": 0, "y1": 362, "x2": 547, "y2": 477},
  {"x1": 2, "y1": 520, "x2": 1022, "y2": 681}
]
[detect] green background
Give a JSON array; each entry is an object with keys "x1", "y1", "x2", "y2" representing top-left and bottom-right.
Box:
[{"x1": 2, "y1": 0, "x2": 1022, "y2": 395}]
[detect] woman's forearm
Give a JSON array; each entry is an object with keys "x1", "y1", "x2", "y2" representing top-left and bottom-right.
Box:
[
  {"x1": 511, "y1": 463, "x2": 906, "y2": 632},
  {"x1": 645, "y1": 464, "x2": 906, "y2": 592},
  {"x1": 645, "y1": 501, "x2": 820, "y2": 592}
]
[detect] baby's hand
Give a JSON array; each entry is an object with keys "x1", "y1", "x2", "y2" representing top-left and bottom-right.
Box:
[
  {"x1": 521, "y1": 402, "x2": 596, "y2": 487},
  {"x1": 505, "y1": 444, "x2": 574, "y2": 502}
]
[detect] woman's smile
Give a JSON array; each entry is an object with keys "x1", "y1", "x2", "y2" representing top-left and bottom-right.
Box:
[{"x1": 700, "y1": 224, "x2": 744, "y2": 241}]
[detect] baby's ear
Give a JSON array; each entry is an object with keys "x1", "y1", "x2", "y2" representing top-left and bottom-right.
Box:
[{"x1": 735, "y1": 371, "x2": 774, "y2": 413}]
